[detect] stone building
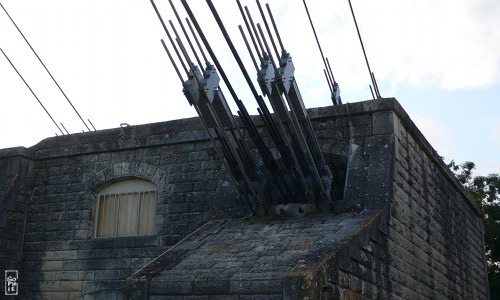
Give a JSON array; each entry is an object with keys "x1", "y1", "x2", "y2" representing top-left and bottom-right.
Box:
[{"x1": 0, "y1": 98, "x2": 489, "y2": 299}]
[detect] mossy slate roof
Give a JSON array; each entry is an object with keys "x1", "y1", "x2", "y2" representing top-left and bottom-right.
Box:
[{"x1": 129, "y1": 210, "x2": 382, "y2": 296}]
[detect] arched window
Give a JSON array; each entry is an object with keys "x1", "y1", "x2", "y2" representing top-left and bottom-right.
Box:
[{"x1": 94, "y1": 178, "x2": 157, "y2": 238}]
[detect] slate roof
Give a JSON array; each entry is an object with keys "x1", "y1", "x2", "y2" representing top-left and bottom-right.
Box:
[{"x1": 128, "y1": 210, "x2": 383, "y2": 297}]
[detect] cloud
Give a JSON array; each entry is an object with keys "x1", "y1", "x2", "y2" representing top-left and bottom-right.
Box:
[
  {"x1": 1, "y1": 0, "x2": 499, "y2": 149},
  {"x1": 327, "y1": 0, "x2": 500, "y2": 90},
  {"x1": 222, "y1": 0, "x2": 500, "y2": 102}
]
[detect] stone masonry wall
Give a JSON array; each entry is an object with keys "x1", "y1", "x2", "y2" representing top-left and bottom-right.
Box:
[
  {"x1": 386, "y1": 104, "x2": 488, "y2": 299},
  {"x1": 0, "y1": 100, "x2": 371, "y2": 299},
  {"x1": 310, "y1": 101, "x2": 488, "y2": 299},
  {"x1": 5, "y1": 117, "x2": 248, "y2": 299},
  {"x1": 0, "y1": 147, "x2": 34, "y2": 275},
  {"x1": 122, "y1": 99, "x2": 488, "y2": 299},
  {"x1": 311, "y1": 101, "x2": 395, "y2": 213},
  {"x1": 0, "y1": 98, "x2": 488, "y2": 299}
]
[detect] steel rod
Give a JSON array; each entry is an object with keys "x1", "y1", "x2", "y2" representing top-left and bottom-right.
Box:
[
  {"x1": 229, "y1": 127, "x2": 255, "y2": 174},
  {"x1": 348, "y1": 0, "x2": 380, "y2": 98},
  {"x1": 168, "y1": 0, "x2": 203, "y2": 67},
  {"x1": 282, "y1": 85, "x2": 328, "y2": 204},
  {"x1": 325, "y1": 57, "x2": 336, "y2": 89},
  {"x1": 185, "y1": 17, "x2": 209, "y2": 65},
  {"x1": 256, "y1": 0, "x2": 280, "y2": 60},
  {"x1": 218, "y1": 89, "x2": 252, "y2": 167},
  {"x1": 265, "y1": 3, "x2": 285, "y2": 53},
  {"x1": 256, "y1": 23, "x2": 277, "y2": 70},
  {"x1": 204, "y1": 0, "x2": 262, "y2": 101},
  {"x1": 238, "y1": 25, "x2": 259, "y2": 72},
  {"x1": 177, "y1": 35, "x2": 259, "y2": 208},
  {"x1": 324, "y1": 69, "x2": 333, "y2": 93},
  {"x1": 180, "y1": 0, "x2": 240, "y2": 104},
  {"x1": 236, "y1": 103, "x2": 291, "y2": 202},
  {"x1": 256, "y1": 107, "x2": 296, "y2": 199},
  {"x1": 289, "y1": 79, "x2": 332, "y2": 178},
  {"x1": 0, "y1": 2, "x2": 90, "y2": 132},
  {"x1": 202, "y1": 0, "x2": 313, "y2": 204},
  {"x1": 302, "y1": 0, "x2": 336, "y2": 83},
  {"x1": 170, "y1": 19, "x2": 201, "y2": 79},
  {"x1": 150, "y1": 0, "x2": 188, "y2": 74},
  {"x1": 256, "y1": 104, "x2": 304, "y2": 196},
  {"x1": 194, "y1": 104, "x2": 255, "y2": 214},
  {"x1": 161, "y1": 39, "x2": 184, "y2": 83},
  {"x1": 1, "y1": 48, "x2": 65, "y2": 135},
  {"x1": 245, "y1": 6, "x2": 265, "y2": 56},
  {"x1": 255, "y1": 65, "x2": 314, "y2": 203},
  {"x1": 88, "y1": 119, "x2": 97, "y2": 131},
  {"x1": 60, "y1": 123, "x2": 70, "y2": 135},
  {"x1": 371, "y1": 72, "x2": 381, "y2": 98},
  {"x1": 236, "y1": 0, "x2": 262, "y2": 61}
]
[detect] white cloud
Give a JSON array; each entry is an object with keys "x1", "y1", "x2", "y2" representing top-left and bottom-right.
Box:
[
  {"x1": 239, "y1": 0, "x2": 500, "y2": 100},
  {"x1": 1, "y1": 0, "x2": 500, "y2": 149},
  {"x1": 295, "y1": 0, "x2": 500, "y2": 91},
  {"x1": 355, "y1": 0, "x2": 500, "y2": 90}
]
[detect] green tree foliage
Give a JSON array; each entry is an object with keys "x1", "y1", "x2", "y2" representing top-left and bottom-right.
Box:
[{"x1": 448, "y1": 160, "x2": 500, "y2": 297}]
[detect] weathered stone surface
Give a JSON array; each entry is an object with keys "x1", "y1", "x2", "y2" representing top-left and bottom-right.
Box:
[
  {"x1": 137, "y1": 211, "x2": 380, "y2": 299},
  {"x1": 0, "y1": 98, "x2": 488, "y2": 299}
]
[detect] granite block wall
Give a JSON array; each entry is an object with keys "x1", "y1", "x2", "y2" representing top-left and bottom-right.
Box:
[
  {"x1": 0, "y1": 147, "x2": 34, "y2": 274},
  {"x1": 0, "y1": 98, "x2": 489, "y2": 299},
  {"x1": 384, "y1": 105, "x2": 488, "y2": 299},
  {"x1": 310, "y1": 101, "x2": 489, "y2": 299},
  {"x1": 0, "y1": 117, "x2": 249, "y2": 299}
]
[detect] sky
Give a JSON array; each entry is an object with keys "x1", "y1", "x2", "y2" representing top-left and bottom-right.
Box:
[{"x1": 0, "y1": 0, "x2": 499, "y2": 176}]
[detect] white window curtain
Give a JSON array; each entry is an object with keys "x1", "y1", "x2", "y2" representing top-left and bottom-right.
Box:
[{"x1": 95, "y1": 190, "x2": 156, "y2": 237}]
